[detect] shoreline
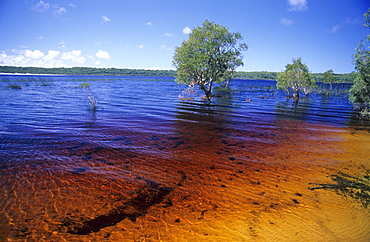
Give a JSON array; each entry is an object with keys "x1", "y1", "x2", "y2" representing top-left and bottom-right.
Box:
[{"x1": 0, "y1": 72, "x2": 67, "y2": 76}]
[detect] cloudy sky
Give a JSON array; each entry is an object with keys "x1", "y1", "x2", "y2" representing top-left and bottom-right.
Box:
[{"x1": 0, "y1": 0, "x2": 368, "y2": 73}]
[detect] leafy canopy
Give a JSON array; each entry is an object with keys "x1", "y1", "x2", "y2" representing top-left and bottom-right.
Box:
[
  {"x1": 323, "y1": 69, "x2": 338, "y2": 91},
  {"x1": 277, "y1": 58, "x2": 316, "y2": 98},
  {"x1": 350, "y1": 8, "x2": 370, "y2": 105},
  {"x1": 323, "y1": 69, "x2": 336, "y2": 84},
  {"x1": 173, "y1": 20, "x2": 247, "y2": 99}
]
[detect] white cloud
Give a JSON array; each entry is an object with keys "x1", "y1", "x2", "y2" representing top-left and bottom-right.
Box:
[
  {"x1": 330, "y1": 24, "x2": 340, "y2": 33},
  {"x1": 95, "y1": 50, "x2": 111, "y2": 60},
  {"x1": 24, "y1": 49, "x2": 45, "y2": 59},
  {"x1": 102, "y1": 16, "x2": 111, "y2": 22},
  {"x1": 44, "y1": 50, "x2": 60, "y2": 60},
  {"x1": 0, "y1": 51, "x2": 7, "y2": 59},
  {"x1": 0, "y1": 49, "x2": 123, "y2": 67},
  {"x1": 32, "y1": 2, "x2": 73, "y2": 16},
  {"x1": 53, "y1": 7, "x2": 67, "y2": 15},
  {"x1": 288, "y1": 0, "x2": 308, "y2": 11},
  {"x1": 32, "y1": 1, "x2": 50, "y2": 12},
  {"x1": 145, "y1": 22, "x2": 153, "y2": 26},
  {"x1": 182, "y1": 26, "x2": 192, "y2": 34},
  {"x1": 0, "y1": 49, "x2": 64, "y2": 67},
  {"x1": 136, "y1": 45, "x2": 144, "y2": 49},
  {"x1": 61, "y1": 50, "x2": 86, "y2": 64},
  {"x1": 280, "y1": 17, "x2": 294, "y2": 26},
  {"x1": 163, "y1": 33, "x2": 173, "y2": 37}
]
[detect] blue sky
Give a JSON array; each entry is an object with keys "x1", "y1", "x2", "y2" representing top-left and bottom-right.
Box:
[{"x1": 0, "y1": 0, "x2": 368, "y2": 73}]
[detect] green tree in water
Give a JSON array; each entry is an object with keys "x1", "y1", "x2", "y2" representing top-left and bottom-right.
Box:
[
  {"x1": 323, "y1": 69, "x2": 338, "y2": 92},
  {"x1": 350, "y1": 9, "x2": 370, "y2": 118},
  {"x1": 173, "y1": 20, "x2": 248, "y2": 100},
  {"x1": 277, "y1": 58, "x2": 316, "y2": 99}
]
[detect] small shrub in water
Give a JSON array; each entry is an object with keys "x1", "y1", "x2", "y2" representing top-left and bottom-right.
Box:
[
  {"x1": 80, "y1": 82, "x2": 90, "y2": 89},
  {"x1": 80, "y1": 82, "x2": 97, "y2": 111},
  {"x1": 359, "y1": 107, "x2": 370, "y2": 120},
  {"x1": 8, "y1": 84, "x2": 22, "y2": 89}
]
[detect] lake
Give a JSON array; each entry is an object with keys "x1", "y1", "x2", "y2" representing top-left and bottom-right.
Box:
[{"x1": 0, "y1": 75, "x2": 369, "y2": 241}]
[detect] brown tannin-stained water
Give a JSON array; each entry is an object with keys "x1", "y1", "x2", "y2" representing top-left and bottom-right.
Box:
[{"x1": 0, "y1": 75, "x2": 369, "y2": 241}]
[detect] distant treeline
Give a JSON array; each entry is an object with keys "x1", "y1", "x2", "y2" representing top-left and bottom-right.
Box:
[
  {"x1": 0, "y1": 66, "x2": 356, "y2": 83},
  {"x1": 311, "y1": 72, "x2": 356, "y2": 83},
  {"x1": 0, "y1": 66, "x2": 176, "y2": 77},
  {"x1": 234, "y1": 71, "x2": 356, "y2": 83},
  {"x1": 234, "y1": 71, "x2": 278, "y2": 80}
]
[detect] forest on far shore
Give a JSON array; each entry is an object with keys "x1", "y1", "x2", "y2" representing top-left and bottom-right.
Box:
[{"x1": 0, "y1": 66, "x2": 356, "y2": 83}]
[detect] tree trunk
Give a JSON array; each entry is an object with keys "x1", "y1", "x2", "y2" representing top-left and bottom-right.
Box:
[
  {"x1": 207, "y1": 81, "x2": 213, "y2": 99},
  {"x1": 222, "y1": 79, "x2": 231, "y2": 88},
  {"x1": 200, "y1": 84, "x2": 212, "y2": 100},
  {"x1": 293, "y1": 92, "x2": 299, "y2": 100},
  {"x1": 286, "y1": 88, "x2": 291, "y2": 98}
]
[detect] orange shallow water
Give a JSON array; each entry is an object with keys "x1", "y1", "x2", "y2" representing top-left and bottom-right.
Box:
[{"x1": 1, "y1": 119, "x2": 369, "y2": 241}]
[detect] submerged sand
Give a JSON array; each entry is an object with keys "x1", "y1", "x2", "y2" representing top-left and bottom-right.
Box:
[{"x1": 1, "y1": 119, "x2": 369, "y2": 241}]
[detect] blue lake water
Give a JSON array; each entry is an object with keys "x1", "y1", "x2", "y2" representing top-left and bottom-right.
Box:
[
  {"x1": 0, "y1": 75, "x2": 361, "y2": 135},
  {"x1": 0, "y1": 75, "x2": 369, "y2": 241}
]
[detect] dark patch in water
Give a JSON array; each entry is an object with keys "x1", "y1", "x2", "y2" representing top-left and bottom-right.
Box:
[
  {"x1": 168, "y1": 137, "x2": 180, "y2": 141},
  {"x1": 178, "y1": 170, "x2": 187, "y2": 182},
  {"x1": 96, "y1": 158, "x2": 115, "y2": 166},
  {"x1": 176, "y1": 140, "x2": 185, "y2": 146},
  {"x1": 59, "y1": 180, "x2": 174, "y2": 235},
  {"x1": 68, "y1": 142, "x2": 89, "y2": 151},
  {"x1": 70, "y1": 167, "x2": 89, "y2": 174},
  {"x1": 309, "y1": 170, "x2": 370, "y2": 208}
]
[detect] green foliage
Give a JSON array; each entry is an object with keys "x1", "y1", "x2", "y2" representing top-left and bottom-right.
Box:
[
  {"x1": 350, "y1": 8, "x2": 370, "y2": 116},
  {"x1": 350, "y1": 74, "x2": 370, "y2": 104},
  {"x1": 322, "y1": 69, "x2": 338, "y2": 91},
  {"x1": 276, "y1": 70, "x2": 291, "y2": 97},
  {"x1": 234, "y1": 71, "x2": 355, "y2": 83},
  {"x1": 311, "y1": 72, "x2": 355, "y2": 83},
  {"x1": 233, "y1": 71, "x2": 278, "y2": 80},
  {"x1": 365, "y1": 8, "x2": 370, "y2": 29},
  {"x1": 277, "y1": 58, "x2": 316, "y2": 98},
  {"x1": 359, "y1": 107, "x2": 370, "y2": 119},
  {"x1": 80, "y1": 82, "x2": 91, "y2": 88},
  {"x1": 172, "y1": 20, "x2": 248, "y2": 99}
]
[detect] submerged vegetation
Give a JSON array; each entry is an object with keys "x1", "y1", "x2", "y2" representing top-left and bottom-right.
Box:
[
  {"x1": 80, "y1": 82, "x2": 97, "y2": 111},
  {"x1": 309, "y1": 169, "x2": 370, "y2": 208},
  {"x1": 7, "y1": 84, "x2": 22, "y2": 89}
]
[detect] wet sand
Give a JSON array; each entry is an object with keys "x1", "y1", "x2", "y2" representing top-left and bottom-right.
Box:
[{"x1": 1, "y1": 119, "x2": 369, "y2": 241}]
